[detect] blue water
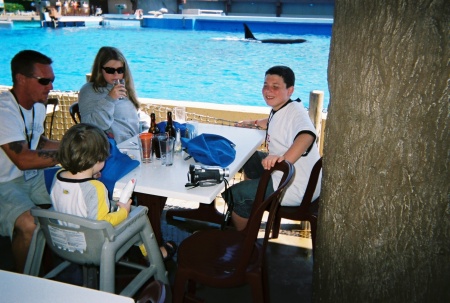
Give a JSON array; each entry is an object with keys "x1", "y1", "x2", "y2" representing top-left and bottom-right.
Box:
[{"x1": 0, "y1": 21, "x2": 330, "y2": 109}]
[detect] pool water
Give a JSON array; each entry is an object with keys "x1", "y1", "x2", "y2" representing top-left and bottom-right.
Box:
[{"x1": 0, "y1": 21, "x2": 330, "y2": 109}]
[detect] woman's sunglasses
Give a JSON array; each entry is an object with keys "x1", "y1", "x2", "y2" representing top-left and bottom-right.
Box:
[
  {"x1": 102, "y1": 66, "x2": 125, "y2": 74},
  {"x1": 29, "y1": 76, "x2": 55, "y2": 86}
]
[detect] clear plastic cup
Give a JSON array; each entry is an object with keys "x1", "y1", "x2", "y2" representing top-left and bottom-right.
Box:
[
  {"x1": 174, "y1": 106, "x2": 186, "y2": 123},
  {"x1": 159, "y1": 137, "x2": 175, "y2": 166},
  {"x1": 113, "y1": 79, "x2": 126, "y2": 100}
]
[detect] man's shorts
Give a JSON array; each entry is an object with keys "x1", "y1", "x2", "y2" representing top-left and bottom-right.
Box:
[{"x1": 0, "y1": 171, "x2": 52, "y2": 238}]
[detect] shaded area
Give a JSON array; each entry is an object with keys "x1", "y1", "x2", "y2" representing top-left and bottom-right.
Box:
[
  {"x1": 0, "y1": 200, "x2": 314, "y2": 302},
  {"x1": 162, "y1": 199, "x2": 313, "y2": 302}
]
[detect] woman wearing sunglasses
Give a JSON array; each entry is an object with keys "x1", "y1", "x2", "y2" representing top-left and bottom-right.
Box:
[
  {"x1": 78, "y1": 47, "x2": 177, "y2": 261},
  {"x1": 78, "y1": 46, "x2": 149, "y2": 144}
]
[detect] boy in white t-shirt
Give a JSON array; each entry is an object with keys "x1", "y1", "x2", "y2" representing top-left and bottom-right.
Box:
[{"x1": 223, "y1": 65, "x2": 321, "y2": 231}]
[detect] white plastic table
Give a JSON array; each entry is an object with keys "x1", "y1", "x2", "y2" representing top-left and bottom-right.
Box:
[
  {"x1": 117, "y1": 123, "x2": 265, "y2": 244},
  {"x1": 0, "y1": 270, "x2": 134, "y2": 303}
]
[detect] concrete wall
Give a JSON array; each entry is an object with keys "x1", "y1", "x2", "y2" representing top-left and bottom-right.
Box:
[
  {"x1": 180, "y1": 0, "x2": 334, "y2": 17},
  {"x1": 136, "y1": 0, "x2": 334, "y2": 17},
  {"x1": 141, "y1": 15, "x2": 333, "y2": 36}
]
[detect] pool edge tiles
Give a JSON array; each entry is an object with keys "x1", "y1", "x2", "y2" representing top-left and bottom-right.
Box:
[{"x1": 141, "y1": 14, "x2": 333, "y2": 35}]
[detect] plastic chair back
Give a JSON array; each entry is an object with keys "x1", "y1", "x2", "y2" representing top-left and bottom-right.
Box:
[
  {"x1": 24, "y1": 206, "x2": 170, "y2": 298},
  {"x1": 45, "y1": 97, "x2": 58, "y2": 139},
  {"x1": 31, "y1": 210, "x2": 114, "y2": 266},
  {"x1": 271, "y1": 157, "x2": 323, "y2": 255},
  {"x1": 173, "y1": 160, "x2": 294, "y2": 303},
  {"x1": 239, "y1": 160, "x2": 295, "y2": 270},
  {"x1": 69, "y1": 102, "x2": 80, "y2": 124}
]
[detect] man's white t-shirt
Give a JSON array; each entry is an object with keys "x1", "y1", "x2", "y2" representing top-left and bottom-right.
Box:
[{"x1": 0, "y1": 90, "x2": 46, "y2": 182}]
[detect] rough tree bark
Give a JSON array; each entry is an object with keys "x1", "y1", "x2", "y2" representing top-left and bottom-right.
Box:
[{"x1": 314, "y1": 0, "x2": 449, "y2": 302}]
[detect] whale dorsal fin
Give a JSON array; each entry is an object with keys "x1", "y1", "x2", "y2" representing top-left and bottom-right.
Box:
[{"x1": 244, "y1": 23, "x2": 257, "y2": 40}]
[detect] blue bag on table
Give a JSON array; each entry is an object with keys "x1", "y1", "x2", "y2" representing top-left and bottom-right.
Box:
[
  {"x1": 157, "y1": 121, "x2": 186, "y2": 136},
  {"x1": 43, "y1": 139, "x2": 139, "y2": 200},
  {"x1": 181, "y1": 133, "x2": 236, "y2": 167},
  {"x1": 99, "y1": 138, "x2": 140, "y2": 200}
]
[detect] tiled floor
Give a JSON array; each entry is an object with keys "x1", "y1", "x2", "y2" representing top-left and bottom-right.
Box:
[{"x1": 0, "y1": 198, "x2": 314, "y2": 303}]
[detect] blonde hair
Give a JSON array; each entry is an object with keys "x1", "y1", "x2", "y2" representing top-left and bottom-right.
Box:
[{"x1": 89, "y1": 46, "x2": 140, "y2": 109}]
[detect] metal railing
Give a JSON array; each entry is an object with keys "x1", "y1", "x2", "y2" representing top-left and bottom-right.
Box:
[{"x1": 141, "y1": 104, "x2": 239, "y2": 127}]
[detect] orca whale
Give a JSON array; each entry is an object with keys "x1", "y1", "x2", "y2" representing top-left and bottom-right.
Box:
[{"x1": 244, "y1": 23, "x2": 307, "y2": 44}]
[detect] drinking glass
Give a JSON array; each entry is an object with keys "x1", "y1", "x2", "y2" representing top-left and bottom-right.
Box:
[
  {"x1": 185, "y1": 121, "x2": 198, "y2": 139},
  {"x1": 159, "y1": 137, "x2": 175, "y2": 166},
  {"x1": 113, "y1": 79, "x2": 126, "y2": 100},
  {"x1": 174, "y1": 106, "x2": 186, "y2": 123},
  {"x1": 153, "y1": 133, "x2": 168, "y2": 159},
  {"x1": 139, "y1": 133, "x2": 153, "y2": 163}
]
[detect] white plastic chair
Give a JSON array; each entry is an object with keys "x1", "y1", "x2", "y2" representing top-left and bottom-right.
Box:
[{"x1": 24, "y1": 205, "x2": 170, "y2": 298}]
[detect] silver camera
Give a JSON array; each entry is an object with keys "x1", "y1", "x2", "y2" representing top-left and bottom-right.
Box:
[{"x1": 187, "y1": 164, "x2": 230, "y2": 187}]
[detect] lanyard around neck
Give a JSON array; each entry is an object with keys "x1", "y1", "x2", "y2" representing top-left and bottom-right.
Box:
[
  {"x1": 11, "y1": 89, "x2": 35, "y2": 149},
  {"x1": 265, "y1": 98, "x2": 297, "y2": 146},
  {"x1": 20, "y1": 106, "x2": 35, "y2": 149}
]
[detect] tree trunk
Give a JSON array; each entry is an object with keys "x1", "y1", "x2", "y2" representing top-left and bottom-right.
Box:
[{"x1": 314, "y1": 0, "x2": 449, "y2": 302}]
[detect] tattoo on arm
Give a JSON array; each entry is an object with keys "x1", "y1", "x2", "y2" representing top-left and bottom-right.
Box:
[
  {"x1": 37, "y1": 135, "x2": 47, "y2": 150},
  {"x1": 37, "y1": 150, "x2": 58, "y2": 160},
  {"x1": 8, "y1": 141, "x2": 26, "y2": 154}
]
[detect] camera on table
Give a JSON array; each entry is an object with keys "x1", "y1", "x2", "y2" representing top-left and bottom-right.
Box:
[{"x1": 186, "y1": 164, "x2": 230, "y2": 187}]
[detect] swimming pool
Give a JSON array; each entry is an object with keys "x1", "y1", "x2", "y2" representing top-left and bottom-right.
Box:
[{"x1": 0, "y1": 20, "x2": 331, "y2": 109}]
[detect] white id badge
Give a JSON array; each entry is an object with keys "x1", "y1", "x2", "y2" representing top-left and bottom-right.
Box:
[{"x1": 24, "y1": 169, "x2": 38, "y2": 181}]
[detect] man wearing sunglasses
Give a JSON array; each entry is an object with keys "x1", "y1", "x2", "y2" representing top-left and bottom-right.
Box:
[{"x1": 0, "y1": 50, "x2": 60, "y2": 273}]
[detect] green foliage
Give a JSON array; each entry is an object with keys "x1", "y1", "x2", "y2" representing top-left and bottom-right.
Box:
[
  {"x1": 4, "y1": 0, "x2": 36, "y2": 12},
  {"x1": 5, "y1": 3, "x2": 26, "y2": 12}
]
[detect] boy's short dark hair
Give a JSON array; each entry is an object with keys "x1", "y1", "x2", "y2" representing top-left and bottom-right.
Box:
[
  {"x1": 265, "y1": 65, "x2": 295, "y2": 88},
  {"x1": 58, "y1": 123, "x2": 110, "y2": 174},
  {"x1": 11, "y1": 50, "x2": 53, "y2": 84}
]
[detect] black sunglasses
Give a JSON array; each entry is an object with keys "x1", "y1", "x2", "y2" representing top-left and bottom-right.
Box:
[
  {"x1": 102, "y1": 66, "x2": 125, "y2": 74},
  {"x1": 29, "y1": 76, "x2": 55, "y2": 86}
]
